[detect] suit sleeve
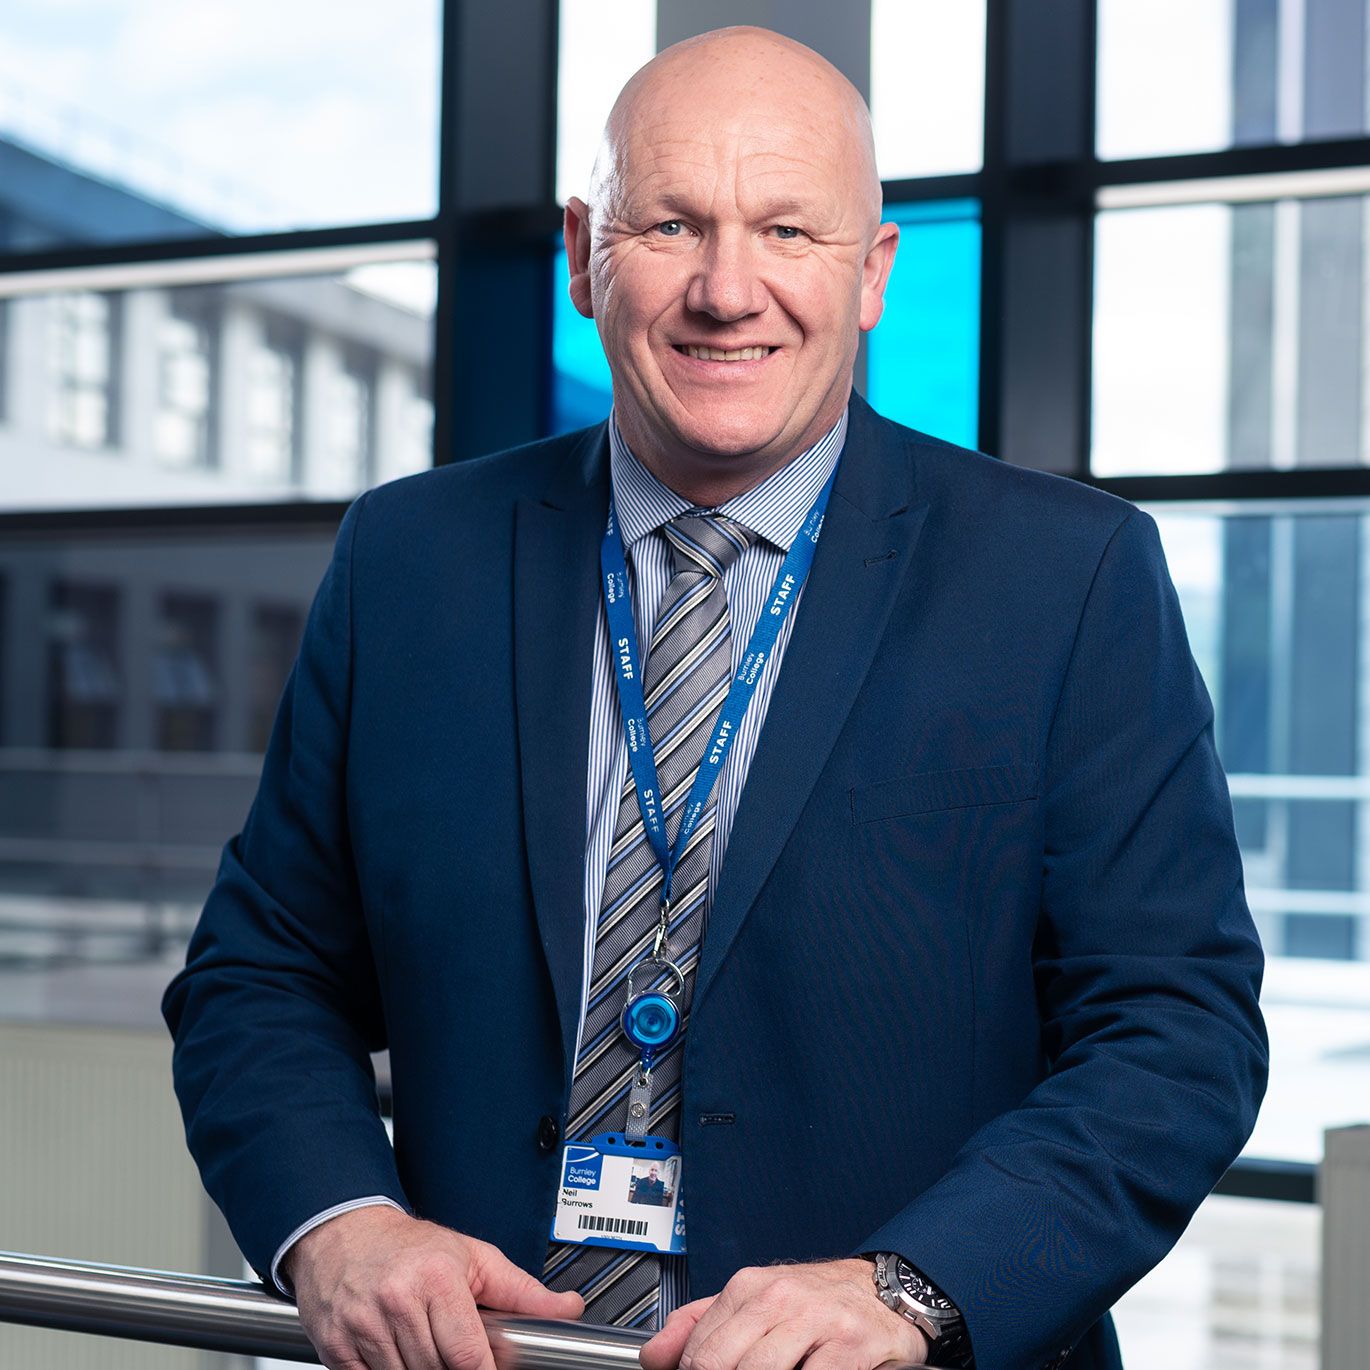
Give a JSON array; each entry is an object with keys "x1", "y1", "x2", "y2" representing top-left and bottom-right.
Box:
[
  {"x1": 855, "y1": 509, "x2": 1269, "y2": 1368},
  {"x1": 162, "y1": 492, "x2": 410, "y2": 1281}
]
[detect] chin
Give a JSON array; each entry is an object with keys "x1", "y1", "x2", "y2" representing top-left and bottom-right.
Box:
[{"x1": 669, "y1": 409, "x2": 789, "y2": 462}]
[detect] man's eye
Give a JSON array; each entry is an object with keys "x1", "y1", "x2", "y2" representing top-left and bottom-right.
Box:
[
  {"x1": 656, "y1": 221, "x2": 684, "y2": 237},
  {"x1": 773, "y1": 225, "x2": 802, "y2": 240}
]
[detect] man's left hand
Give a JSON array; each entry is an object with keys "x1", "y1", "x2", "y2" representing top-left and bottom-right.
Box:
[{"x1": 638, "y1": 1258, "x2": 930, "y2": 1370}]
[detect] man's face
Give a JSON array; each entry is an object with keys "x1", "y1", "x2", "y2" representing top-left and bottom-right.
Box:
[{"x1": 566, "y1": 61, "x2": 897, "y2": 483}]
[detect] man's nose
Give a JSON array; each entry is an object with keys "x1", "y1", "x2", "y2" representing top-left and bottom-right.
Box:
[{"x1": 684, "y1": 230, "x2": 767, "y2": 321}]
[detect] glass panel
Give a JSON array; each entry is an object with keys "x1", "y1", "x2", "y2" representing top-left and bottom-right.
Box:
[
  {"x1": 865, "y1": 200, "x2": 980, "y2": 449},
  {"x1": 1098, "y1": 0, "x2": 1370, "y2": 159},
  {"x1": 550, "y1": 244, "x2": 613, "y2": 434},
  {"x1": 1151, "y1": 503, "x2": 1370, "y2": 1162},
  {"x1": 870, "y1": 0, "x2": 986, "y2": 179},
  {"x1": 556, "y1": 0, "x2": 655, "y2": 206},
  {"x1": 0, "y1": 258, "x2": 435, "y2": 510},
  {"x1": 1113, "y1": 1193, "x2": 1318, "y2": 1368},
  {"x1": 48, "y1": 291, "x2": 121, "y2": 450},
  {"x1": 0, "y1": 524, "x2": 336, "y2": 1029},
  {"x1": 0, "y1": 0, "x2": 441, "y2": 246},
  {"x1": 0, "y1": 525, "x2": 339, "y2": 1357},
  {"x1": 1092, "y1": 192, "x2": 1366, "y2": 476}
]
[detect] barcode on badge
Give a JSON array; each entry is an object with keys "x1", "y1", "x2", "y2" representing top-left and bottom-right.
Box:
[{"x1": 578, "y1": 1215, "x2": 648, "y2": 1236}]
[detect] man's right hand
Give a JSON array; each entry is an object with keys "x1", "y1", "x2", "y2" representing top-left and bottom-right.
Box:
[{"x1": 283, "y1": 1205, "x2": 584, "y2": 1370}]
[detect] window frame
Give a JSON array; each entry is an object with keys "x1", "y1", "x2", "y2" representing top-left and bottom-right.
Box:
[{"x1": 3, "y1": 0, "x2": 1352, "y2": 1202}]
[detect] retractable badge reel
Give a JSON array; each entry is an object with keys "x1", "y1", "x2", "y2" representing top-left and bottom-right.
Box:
[{"x1": 620, "y1": 904, "x2": 685, "y2": 1137}]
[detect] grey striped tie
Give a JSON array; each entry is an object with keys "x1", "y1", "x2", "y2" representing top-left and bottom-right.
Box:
[{"x1": 545, "y1": 512, "x2": 753, "y2": 1329}]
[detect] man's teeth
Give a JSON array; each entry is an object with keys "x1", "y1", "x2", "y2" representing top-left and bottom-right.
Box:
[{"x1": 679, "y1": 345, "x2": 772, "y2": 361}]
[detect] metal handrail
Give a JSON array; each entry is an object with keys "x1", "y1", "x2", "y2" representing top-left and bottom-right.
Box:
[{"x1": 0, "y1": 1251, "x2": 647, "y2": 1366}]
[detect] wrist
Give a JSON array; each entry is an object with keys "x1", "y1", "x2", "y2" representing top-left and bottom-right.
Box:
[
  {"x1": 867, "y1": 1252, "x2": 970, "y2": 1368},
  {"x1": 284, "y1": 1203, "x2": 412, "y2": 1287}
]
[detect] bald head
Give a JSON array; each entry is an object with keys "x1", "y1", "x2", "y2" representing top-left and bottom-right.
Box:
[{"x1": 590, "y1": 27, "x2": 882, "y2": 235}]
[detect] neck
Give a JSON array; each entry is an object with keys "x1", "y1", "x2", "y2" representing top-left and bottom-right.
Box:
[
  {"x1": 616, "y1": 407, "x2": 843, "y2": 508},
  {"x1": 641, "y1": 450, "x2": 795, "y2": 507}
]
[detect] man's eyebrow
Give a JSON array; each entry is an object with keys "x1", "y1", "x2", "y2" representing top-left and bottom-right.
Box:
[{"x1": 626, "y1": 192, "x2": 824, "y2": 222}]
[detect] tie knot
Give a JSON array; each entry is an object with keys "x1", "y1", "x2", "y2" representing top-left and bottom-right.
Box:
[{"x1": 663, "y1": 513, "x2": 753, "y2": 581}]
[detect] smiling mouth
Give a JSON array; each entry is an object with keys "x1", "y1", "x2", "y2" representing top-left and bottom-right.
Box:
[{"x1": 673, "y1": 345, "x2": 774, "y2": 362}]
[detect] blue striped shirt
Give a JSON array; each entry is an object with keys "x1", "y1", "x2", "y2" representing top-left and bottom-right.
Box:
[{"x1": 581, "y1": 408, "x2": 848, "y2": 1320}]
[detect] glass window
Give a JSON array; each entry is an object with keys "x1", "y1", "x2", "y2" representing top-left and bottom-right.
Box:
[
  {"x1": 0, "y1": 525, "x2": 335, "y2": 1028},
  {"x1": 248, "y1": 602, "x2": 305, "y2": 753},
  {"x1": 0, "y1": 0, "x2": 441, "y2": 247},
  {"x1": 1092, "y1": 188, "x2": 1367, "y2": 477},
  {"x1": 155, "y1": 290, "x2": 218, "y2": 469},
  {"x1": 0, "y1": 255, "x2": 435, "y2": 511},
  {"x1": 0, "y1": 298, "x2": 10, "y2": 424},
  {"x1": 46, "y1": 580, "x2": 122, "y2": 749},
  {"x1": 865, "y1": 200, "x2": 981, "y2": 449},
  {"x1": 870, "y1": 0, "x2": 986, "y2": 179},
  {"x1": 320, "y1": 346, "x2": 376, "y2": 495},
  {"x1": 1112, "y1": 1192, "x2": 1318, "y2": 1368},
  {"x1": 47, "y1": 291, "x2": 121, "y2": 451},
  {"x1": 398, "y1": 375, "x2": 435, "y2": 481},
  {"x1": 155, "y1": 593, "x2": 218, "y2": 752},
  {"x1": 245, "y1": 317, "x2": 303, "y2": 483},
  {"x1": 550, "y1": 245, "x2": 613, "y2": 435},
  {"x1": 1151, "y1": 503, "x2": 1370, "y2": 1162},
  {"x1": 556, "y1": 0, "x2": 655, "y2": 206},
  {"x1": 1098, "y1": 0, "x2": 1370, "y2": 160}
]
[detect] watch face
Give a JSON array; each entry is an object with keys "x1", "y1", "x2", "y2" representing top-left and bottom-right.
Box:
[{"x1": 896, "y1": 1259, "x2": 957, "y2": 1313}]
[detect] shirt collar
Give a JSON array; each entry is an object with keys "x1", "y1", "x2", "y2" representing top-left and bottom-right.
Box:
[{"x1": 608, "y1": 407, "x2": 847, "y2": 554}]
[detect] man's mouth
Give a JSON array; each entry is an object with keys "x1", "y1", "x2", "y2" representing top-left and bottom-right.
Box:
[{"x1": 672, "y1": 345, "x2": 774, "y2": 362}]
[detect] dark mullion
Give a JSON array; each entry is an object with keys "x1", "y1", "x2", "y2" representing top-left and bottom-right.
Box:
[
  {"x1": 1095, "y1": 133, "x2": 1370, "y2": 190},
  {"x1": 431, "y1": 0, "x2": 463, "y2": 468},
  {"x1": 976, "y1": 0, "x2": 1010, "y2": 458},
  {"x1": 1074, "y1": 0, "x2": 1100, "y2": 481},
  {"x1": 0, "y1": 219, "x2": 438, "y2": 279},
  {"x1": 879, "y1": 173, "x2": 982, "y2": 205},
  {"x1": 0, "y1": 502, "x2": 350, "y2": 537},
  {"x1": 1214, "y1": 1157, "x2": 1317, "y2": 1205},
  {"x1": 1091, "y1": 468, "x2": 1370, "y2": 503},
  {"x1": 538, "y1": 1, "x2": 563, "y2": 438}
]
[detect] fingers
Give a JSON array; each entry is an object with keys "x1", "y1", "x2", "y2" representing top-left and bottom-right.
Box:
[
  {"x1": 640, "y1": 1297, "x2": 713, "y2": 1369},
  {"x1": 670, "y1": 1269, "x2": 763, "y2": 1366},
  {"x1": 656, "y1": 1261, "x2": 925, "y2": 1370},
  {"x1": 466, "y1": 1238, "x2": 586, "y2": 1319},
  {"x1": 290, "y1": 1212, "x2": 521, "y2": 1370},
  {"x1": 678, "y1": 1289, "x2": 786, "y2": 1370},
  {"x1": 428, "y1": 1287, "x2": 501, "y2": 1370},
  {"x1": 734, "y1": 1324, "x2": 822, "y2": 1370}
]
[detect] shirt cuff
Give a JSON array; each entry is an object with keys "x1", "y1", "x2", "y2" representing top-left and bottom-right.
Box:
[{"x1": 269, "y1": 1195, "x2": 408, "y2": 1296}]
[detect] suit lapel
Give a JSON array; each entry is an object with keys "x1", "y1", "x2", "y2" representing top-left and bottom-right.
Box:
[
  {"x1": 514, "y1": 425, "x2": 610, "y2": 1090},
  {"x1": 694, "y1": 396, "x2": 929, "y2": 1012}
]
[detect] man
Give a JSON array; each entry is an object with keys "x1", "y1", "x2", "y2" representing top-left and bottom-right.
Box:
[
  {"x1": 163, "y1": 26, "x2": 1268, "y2": 1370},
  {"x1": 633, "y1": 1166, "x2": 667, "y2": 1207}
]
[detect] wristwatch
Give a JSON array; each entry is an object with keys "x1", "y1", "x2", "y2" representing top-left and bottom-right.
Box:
[{"x1": 870, "y1": 1252, "x2": 973, "y2": 1367}]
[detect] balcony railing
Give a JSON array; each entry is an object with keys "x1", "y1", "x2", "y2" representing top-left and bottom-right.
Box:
[
  {"x1": 0, "y1": 1250, "x2": 933, "y2": 1367},
  {"x1": 0, "y1": 1251, "x2": 648, "y2": 1366}
]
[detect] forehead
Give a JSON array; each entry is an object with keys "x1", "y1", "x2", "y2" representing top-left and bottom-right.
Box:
[{"x1": 614, "y1": 108, "x2": 852, "y2": 219}]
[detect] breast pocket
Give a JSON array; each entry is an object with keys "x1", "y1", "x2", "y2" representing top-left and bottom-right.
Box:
[{"x1": 851, "y1": 763, "x2": 1039, "y2": 824}]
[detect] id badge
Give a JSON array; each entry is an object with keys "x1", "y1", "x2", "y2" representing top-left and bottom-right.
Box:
[{"x1": 551, "y1": 1132, "x2": 686, "y2": 1254}]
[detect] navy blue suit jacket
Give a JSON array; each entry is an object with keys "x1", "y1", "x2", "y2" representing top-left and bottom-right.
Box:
[{"x1": 164, "y1": 394, "x2": 1268, "y2": 1368}]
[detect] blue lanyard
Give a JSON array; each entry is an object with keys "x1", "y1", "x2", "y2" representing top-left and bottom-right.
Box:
[{"x1": 600, "y1": 463, "x2": 839, "y2": 907}]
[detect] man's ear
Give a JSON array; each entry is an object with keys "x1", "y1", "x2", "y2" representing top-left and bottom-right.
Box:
[
  {"x1": 858, "y1": 220, "x2": 900, "y2": 333},
  {"x1": 564, "y1": 197, "x2": 595, "y2": 319}
]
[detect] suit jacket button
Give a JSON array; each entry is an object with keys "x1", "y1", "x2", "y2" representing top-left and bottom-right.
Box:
[{"x1": 537, "y1": 1115, "x2": 560, "y2": 1152}]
